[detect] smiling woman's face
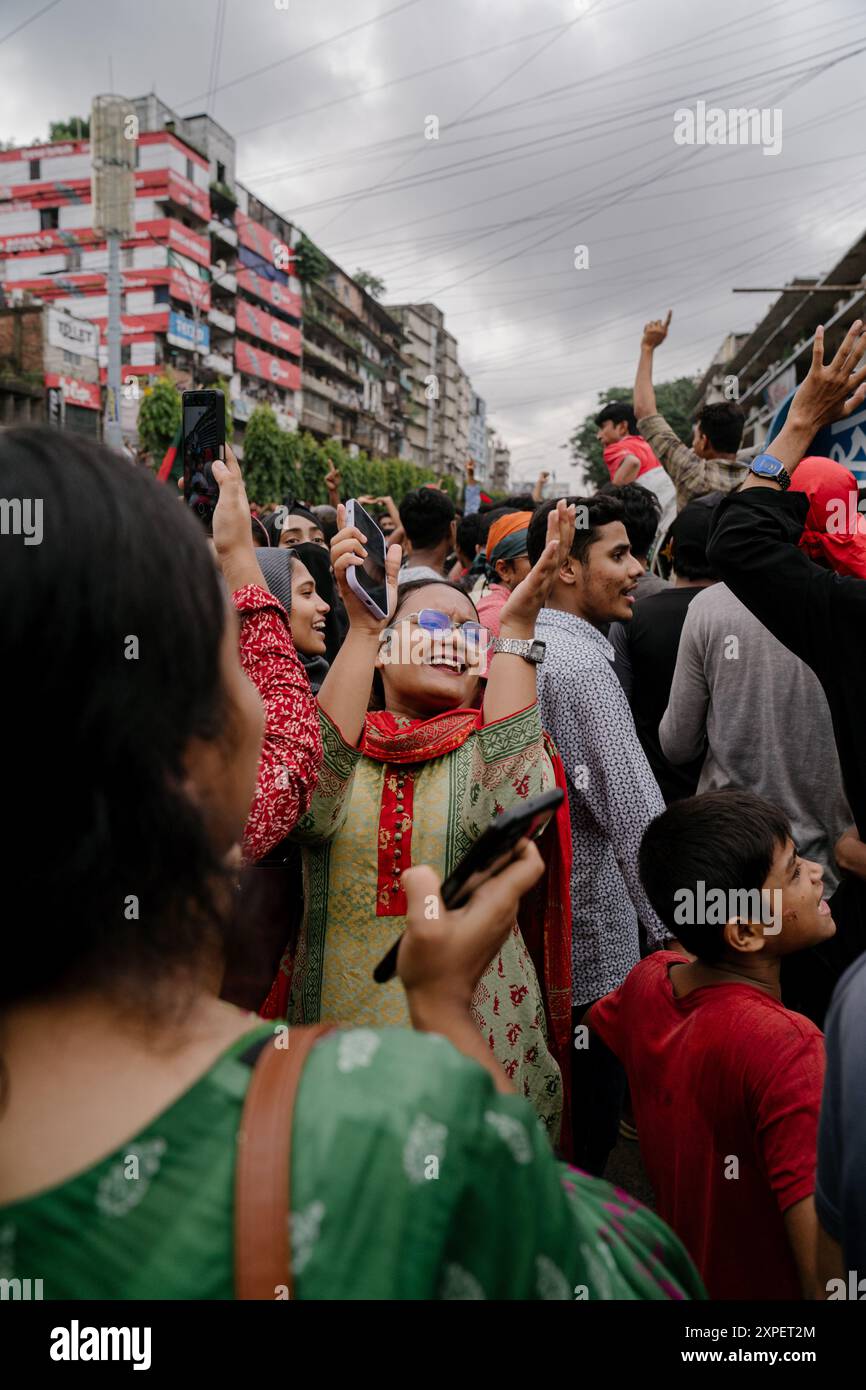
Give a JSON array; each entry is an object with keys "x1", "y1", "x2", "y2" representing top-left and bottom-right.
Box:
[
  {"x1": 289, "y1": 560, "x2": 330, "y2": 656},
  {"x1": 377, "y1": 583, "x2": 483, "y2": 718}
]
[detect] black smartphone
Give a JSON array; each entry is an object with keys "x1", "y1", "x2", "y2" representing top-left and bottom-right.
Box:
[
  {"x1": 344, "y1": 498, "x2": 389, "y2": 620},
  {"x1": 372, "y1": 788, "x2": 564, "y2": 984},
  {"x1": 182, "y1": 389, "x2": 224, "y2": 533}
]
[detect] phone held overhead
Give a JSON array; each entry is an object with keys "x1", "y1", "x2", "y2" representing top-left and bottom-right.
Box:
[
  {"x1": 182, "y1": 389, "x2": 225, "y2": 533},
  {"x1": 344, "y1": 498, "x2": 390, "y2": 621}
]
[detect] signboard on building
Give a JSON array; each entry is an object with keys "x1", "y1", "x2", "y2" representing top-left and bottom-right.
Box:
[
  {"x1": 44, "y1": 372, "x2": 101, "y2": 410},
  {"x1": 768, "y1": 388, "x2": 866, "y2": 486},
  {"x1": 167, "y1": 310, "x2": 209, "y2": 353},
  {"x1": 234, "y1": 339, "x2": 301, "y2": 391},
  {"x1": 235, "y1": 298, "x2": 301, "y2": 355},
  {"x1": 48, "y1": 308, "x2": 99, "y2": 360},
  {"x1": 236, "y1": 267, "x2": 302, "y2": 319}
]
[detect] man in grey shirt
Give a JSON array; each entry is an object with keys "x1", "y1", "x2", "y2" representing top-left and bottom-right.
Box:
[{"x1": 659, "y1": 582, "x2": 850, "y2": 888}]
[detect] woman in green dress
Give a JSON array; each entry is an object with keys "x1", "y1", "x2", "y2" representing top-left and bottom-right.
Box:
[
  {"x1": 0, "y1": 429, "x2": 703, "y2": 1301},
  {"x1": 263, "y1": 505, "x2": 577, "y2": 1139}
]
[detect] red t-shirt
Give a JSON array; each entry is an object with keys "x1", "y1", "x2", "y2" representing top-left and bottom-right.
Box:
[
  {"x1": 588, "y1": 952, "x2": 824, "y2": 1300},
  {"x1": 603, "y1": 434, "x2": 662, "y2": 482}
]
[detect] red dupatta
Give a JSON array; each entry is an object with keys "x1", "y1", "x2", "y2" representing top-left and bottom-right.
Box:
[{"x1": 361, "y1": 707, "x2": 482, "y2": 762}]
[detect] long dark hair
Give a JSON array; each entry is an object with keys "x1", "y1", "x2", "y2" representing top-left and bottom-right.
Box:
[{"x1": 1, "y1": 428, "x2": 233, "y2": 1011}]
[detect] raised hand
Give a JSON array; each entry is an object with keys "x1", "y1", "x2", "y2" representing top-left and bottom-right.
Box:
[
  {"x1": 642, "y1": 310, "x2": 672, "y2": 349},
  {"x1": 330, "y1": 502, "x2": 402, "y2": 635},
  {"x1": 210, "y1": 445, "x2": 264, "y2": 593},
  {"x1": 790, "y1": 320, "x2": 866, "y2": 433},
  {"x1": 499, "y1": 498, "x2": 576, "y2": 638}
]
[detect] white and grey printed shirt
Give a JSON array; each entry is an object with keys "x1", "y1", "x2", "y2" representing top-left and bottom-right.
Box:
[{"x1": 535, "y1": 607, "x2": 667, "y2": 1006}]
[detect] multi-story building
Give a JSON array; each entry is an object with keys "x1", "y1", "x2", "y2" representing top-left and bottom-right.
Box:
[
  {"x1": 467, "y1": 390, "x2": 488, "y2": 482},
  {"x1": 0, "y1": 299, "x2": 101, "y2": 432},
  {"x1": 387, "y1": 299, "x2": 491, "y2": 479},
  {"x1": 486, "y1": 426, "x2": 511, "y2": 492},
  {"x1": 386, "y1": 301, "x2": 439, "y2": 467},
  {"x1": 301, "y1": 259, "x2": 407, "y2": 458},
  {"x1": 692, "y1": 227, "x2": 866, "y2": 474},
  {"x1": 0, "y1": 95, "x2": 303, "y2": 451}
]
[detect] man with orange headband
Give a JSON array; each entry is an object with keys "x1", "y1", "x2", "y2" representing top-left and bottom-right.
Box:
[{"x1": 475, "y1": 509, "x2": 534, "y2": 638}]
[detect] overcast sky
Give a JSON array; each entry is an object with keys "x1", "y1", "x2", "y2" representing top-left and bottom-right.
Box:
[{"x1": 3, "y1": 0, "x2": 866, "y2": 483}]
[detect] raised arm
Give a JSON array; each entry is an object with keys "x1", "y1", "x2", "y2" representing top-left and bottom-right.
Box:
[
  {"x1": 612, "y1": 455, "x2": 641, "y2": 486},
  {"x1": 633, "y1": 310, "x2": 670, "y2": 421},
  {"x1": 482, "y1": 500, "x2": 575, "y2": 727},
  {"x1": 316, "y1": 503, "x2": 402, "y2": 748},
  {"x1": 740, "y1": 319, "x2": 866, "y2": 486},
  {"x1": 210, "y1": 448, "x2": 322, "y2": 862}
]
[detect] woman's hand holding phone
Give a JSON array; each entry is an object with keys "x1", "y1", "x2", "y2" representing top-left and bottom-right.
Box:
[
  {"x1": 399, "y1": 840, "x2": 543, "y2": 1016},
  {"x1": 331, "y1": 502, "x2": 401, "y2": 636}
]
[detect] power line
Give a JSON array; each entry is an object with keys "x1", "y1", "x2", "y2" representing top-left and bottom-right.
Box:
[
  {"x1": 174, "y1": 0, "x2": 426, "y2": 109},
  {"x1": 0, "y1": 0, "x2": 64, "y2": 47},
  {"x1": 313, "y1": 0, "x2": 619, "y2": 239}
]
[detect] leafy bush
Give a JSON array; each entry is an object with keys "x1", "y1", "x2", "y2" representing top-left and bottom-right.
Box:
[{"x1": 137, "y1": 377, "x2": 181, "y2": 462}]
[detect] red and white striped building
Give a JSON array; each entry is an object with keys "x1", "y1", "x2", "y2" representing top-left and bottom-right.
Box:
[{"x1": 0, "y1": 105, "x2": 304, "y2": 445}]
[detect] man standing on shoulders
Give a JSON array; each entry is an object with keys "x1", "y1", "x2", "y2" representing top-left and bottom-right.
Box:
[
  {"x1": 528, "y1": 494, "x2": 669, "y2": 1176},
  {"x1": 635, "y1": 311, "x2": 755, "y2": 509}
]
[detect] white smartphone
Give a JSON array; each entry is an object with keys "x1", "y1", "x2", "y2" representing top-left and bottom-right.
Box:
[{"x1": 344, "y1": 498, "x2": 390, "y2": 621}]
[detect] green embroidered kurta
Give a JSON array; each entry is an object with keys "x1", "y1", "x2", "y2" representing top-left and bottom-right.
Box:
[
  {"x1": 1, "y1": 1024, "x2": 705, "y2": 1301},
  {"x1": 285, "y1": 703, "x2": 563, "y2": 1136}
]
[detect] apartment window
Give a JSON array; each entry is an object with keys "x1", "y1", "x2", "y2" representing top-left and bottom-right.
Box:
[
  {"x1": 66, "y1": 249, "x2": 82, "y2": 271},
  {"x1": 153, "y1": 286, "x2": 170, "y2": 305},
  {"x1": 122, "y1": 248, "x2": 135, "y2": 268},
  {"x1": 29, "y1": 159, "x2": 40, "y2": 180},
  {"x1": 40, "y1": 207, "x2": 59, "y2": 231},
  {"x1": 186, "y1": 157, "x2": 194, "y2": 181},
  {"x1": 216, "y1": 161, "x2": 226, "y2": 183}
]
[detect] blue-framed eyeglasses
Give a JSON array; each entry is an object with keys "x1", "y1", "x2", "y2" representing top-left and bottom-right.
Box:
[{"x1": 381, "y1": 608, "x2": 491, "y2": 651}]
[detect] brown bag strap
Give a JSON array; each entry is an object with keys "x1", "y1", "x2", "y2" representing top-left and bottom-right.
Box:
[{"x1": 235, "y1": 1023, "x2": 336, "y2": 1300}]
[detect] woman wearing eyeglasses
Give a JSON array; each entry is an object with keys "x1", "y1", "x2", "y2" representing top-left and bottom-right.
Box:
[{"x1": 262, "y1": 502, "x2": 576, "y2": 1140}]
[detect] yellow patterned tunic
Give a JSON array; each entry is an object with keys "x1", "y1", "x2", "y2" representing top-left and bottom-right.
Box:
[{"x1": 286, "y1": 703, "x2": 563, "y2": 1139}]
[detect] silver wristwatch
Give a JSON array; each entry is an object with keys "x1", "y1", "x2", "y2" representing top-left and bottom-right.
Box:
[{"x1": 490, "y1": 637, "x2": 546, "y2": 665}]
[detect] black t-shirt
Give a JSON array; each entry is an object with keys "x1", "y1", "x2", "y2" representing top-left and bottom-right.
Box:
[{"x1": 621, "y1": 587, "x2": 705, "y2": 803}]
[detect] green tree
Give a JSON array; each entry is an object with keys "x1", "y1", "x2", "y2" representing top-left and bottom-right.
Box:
[
  {"x1": 49, "y1": 116, "x2": 89, "y2": 140},
  {"x1": 569, "y1": 378, "x2": 696, "y2": 491},
  {"x1": 137, "y1": 376, "x2": 181, "y2": 463},
  {"x1": 294, "y1": 233, "x2": 329, "y2": 285},
  {"x1": 354, "y1": 269, "x2": 386, "y2": 299},
  {"x1": 243, "y1": 406, "x2": 284, "y2": 505}
]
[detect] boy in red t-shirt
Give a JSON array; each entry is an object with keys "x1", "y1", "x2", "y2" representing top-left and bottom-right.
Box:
[
  {"x1": 586, "y1": 789, "x2": 833, "y2": 1300},
  {"x1": 595, "y1": 401, "x2": 676, "y2": 548}
]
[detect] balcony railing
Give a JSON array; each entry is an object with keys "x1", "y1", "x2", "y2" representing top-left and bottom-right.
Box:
[
  {"x1": 208, "y1": 218, "x2": 239, "y2": 248},
  {"x1": 208, "y1": 306, "x2": 236, "y2": 334}
]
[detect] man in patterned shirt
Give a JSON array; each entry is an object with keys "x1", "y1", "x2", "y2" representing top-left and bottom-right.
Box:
[
  {"x1": 528, "y1": 494, "x2": 669, "y2": 1176},
  {"x1": 634, "y1": 310, "x2": 757, "y2": 510}
]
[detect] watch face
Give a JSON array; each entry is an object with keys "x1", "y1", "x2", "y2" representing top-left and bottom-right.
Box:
[
  {"x1": 529, "y1": 640, "x2": 545, "y2": 662},
  {"x1": 752, "y1": 455, "x2": 783, "y2": 477}
]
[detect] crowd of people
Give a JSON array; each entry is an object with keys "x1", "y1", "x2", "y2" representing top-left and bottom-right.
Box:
[{"x1": 3, "y1": 312, "x2": 866, "y2": 1304}]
